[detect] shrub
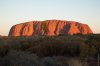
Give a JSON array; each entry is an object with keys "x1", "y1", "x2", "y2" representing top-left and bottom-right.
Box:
[
  {"x1": 0, "y1": 45, "x2": 9, "y2": 57},
  {"x1": 4, "y1": 50, "x2": 39, "y2": 66}
]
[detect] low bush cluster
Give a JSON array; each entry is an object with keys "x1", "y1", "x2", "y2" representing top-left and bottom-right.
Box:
[{"x1": 0, "y1": 34, "x2": 100, "y2": 66}]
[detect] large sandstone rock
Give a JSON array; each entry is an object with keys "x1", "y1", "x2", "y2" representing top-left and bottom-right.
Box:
[{"x1": 8, "y1": 20, "x2": 93, "y2": 36}]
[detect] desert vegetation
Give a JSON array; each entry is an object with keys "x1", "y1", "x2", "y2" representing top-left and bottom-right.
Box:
[{"x1": 0, "y1": 34, "x2": 100, "y2": 66}]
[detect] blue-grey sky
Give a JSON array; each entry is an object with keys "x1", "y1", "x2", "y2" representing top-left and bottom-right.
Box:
[{"x1": 0, "y1": 0, "x2": 100, "y2": 36}]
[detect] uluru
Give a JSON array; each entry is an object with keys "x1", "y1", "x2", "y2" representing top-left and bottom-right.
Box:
[{"x1": 8, "y1": 20, "x2": 93, "y2": 36}]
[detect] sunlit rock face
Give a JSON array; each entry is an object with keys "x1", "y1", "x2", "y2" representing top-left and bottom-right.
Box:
[{"x1": 8, "y1": 20, "x2": 93, "y2": 36}]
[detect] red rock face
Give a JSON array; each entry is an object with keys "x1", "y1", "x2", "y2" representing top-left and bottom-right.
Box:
[{"x1": 8, "y1": 20, "x2": 93, "y2": 36}]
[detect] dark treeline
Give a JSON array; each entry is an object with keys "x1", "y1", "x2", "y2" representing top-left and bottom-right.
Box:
[{"x1": 0, "y1": 34, "x2": 100, "y2": 66}]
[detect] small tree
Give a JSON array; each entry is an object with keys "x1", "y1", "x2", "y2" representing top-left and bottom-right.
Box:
[{"x1": 80, "y1": 44, "x2": 90, "y2": 58}]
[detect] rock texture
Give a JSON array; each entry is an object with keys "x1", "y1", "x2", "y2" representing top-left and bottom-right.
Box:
[{"x1": 8, "y1": 20, "x2": 93, "y2": 36}]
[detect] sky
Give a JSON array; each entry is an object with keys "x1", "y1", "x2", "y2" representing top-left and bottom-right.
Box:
[{"x1": 0, "y1": 0, "x2": 100, "y2": 36}]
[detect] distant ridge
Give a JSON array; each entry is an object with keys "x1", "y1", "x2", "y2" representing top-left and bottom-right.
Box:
[{"x1": 8, "y1": 20, "x2": 93, "y2": 36}]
